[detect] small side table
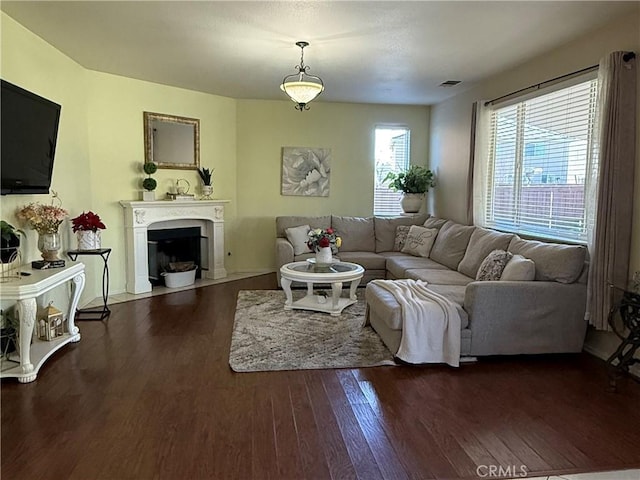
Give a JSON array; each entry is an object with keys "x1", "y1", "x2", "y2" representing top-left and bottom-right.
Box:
[
  {"x1": 606, "y1": 286, "x2": 640, "y2": 391},
  {"x1": 67, "y1": 248, "x2": 112, "y2": 321}
]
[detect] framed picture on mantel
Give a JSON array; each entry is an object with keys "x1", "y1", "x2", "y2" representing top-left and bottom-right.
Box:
[{"x1": 281, "y1": 147, "x2": 331, "y2": 197}]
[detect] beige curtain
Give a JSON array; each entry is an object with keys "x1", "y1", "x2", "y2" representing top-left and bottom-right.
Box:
[
  {"x1": 466, "y1": 102, "x2": 478, "y2": 225},
  {"x1": 586, "y1": 51, "x2": 637, "y2": 330},
  {"x1": 470, "y1": 101, "x2": 492, "y2": 227}
]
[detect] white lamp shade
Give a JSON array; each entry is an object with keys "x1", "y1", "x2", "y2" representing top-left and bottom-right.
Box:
[{"x1": 280, "y1": 81, "x2": 324, "y2": 104}]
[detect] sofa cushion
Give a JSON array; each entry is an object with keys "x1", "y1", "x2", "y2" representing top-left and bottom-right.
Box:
[
  {"x1": 365, "y1": 283, "x2": 404, "y2": 330},
  {"x1": 500, "y1": 254, "x2": 536, "y2": 281},
  {"x1": 336, "y1": 251, "x2": 386, "y2": 270},
  {"x1": 405, "y1": 269, "x2": 474, "y2": 286},
  {"x1": 423, "y1": 217, "x2": 448, "y2": 230},
  {"x1": 458, "y1": 228, "x2": 514, "y2": 278},
  {"x1": 507, "y1": 236, "x2": 586, "y2": 283},
  {"x1": 374, "y1": 214, "x2": 428, "y2": 252},
  {"x1": 425, "y1": 285, "x2": 469, "y2": 329},
  {"x1": 276, "y1": 216, "x2": 331, "y2": 237},
  {"x1": 401, "y1": 226, "x2": 438, "y2": 258},
  {"x1": 331, "y1": 216, "x2": 375, "y2": 252},
  {"x1": 476, "y1": 250, "x2": 513, "y2": 281},
  {"x1": 394, "y1": 226, "x2": 411, "y2": 251},
  {"x1": 285, "y1": 224, "x2": 312, "y2": 255},
  {"x1": 365, "y1": 282, "x2": 469, "y2": 330},
  {"x1": 429, "y1": 221, "x2": 476, "y2": 270},
  {"x1": 385, "y1": 255, "x2": 449, "y2": 279}
]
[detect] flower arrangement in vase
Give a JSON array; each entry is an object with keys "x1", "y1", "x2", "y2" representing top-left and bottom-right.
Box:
[
  {"x1": 71, "y1": 211, "x2": 106, "y2": 250},
  {"x1": 307, "y1": 228, "x2": 342, "y2": 265},
  {"x1": 17, "y1": 192, "x2": 68, "y2": 261}
]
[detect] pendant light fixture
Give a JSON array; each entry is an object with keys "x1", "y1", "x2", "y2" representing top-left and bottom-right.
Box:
[{"x1": 280, "y1": 41, "x2": 324, "y2": 111}]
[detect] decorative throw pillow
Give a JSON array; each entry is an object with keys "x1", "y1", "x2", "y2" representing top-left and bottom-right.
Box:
[
  {"x1": 393, "y1": 225, "x2": 411, "y2": 251},
  {"x1": 500, "y1": 254, "x2": 536, "y2": 281},
  {"x1": 401, "y1": 226, "x2": 438, "y2": 258},
  {"x1": 476, "y1": 249, "x2": 513, "y2": 281},
  {"x1": 285, "y1": 224, "x2": 312, "y2": 255}
]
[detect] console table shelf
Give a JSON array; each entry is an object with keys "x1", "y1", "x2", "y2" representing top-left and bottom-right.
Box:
[{"x1": 0, "y1": 263, "x2": 85, "y2": 383}]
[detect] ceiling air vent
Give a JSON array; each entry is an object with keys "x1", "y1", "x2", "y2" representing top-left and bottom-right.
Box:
[{"x1": 440, "y1": 80, "x2": 462, "y2": 87}]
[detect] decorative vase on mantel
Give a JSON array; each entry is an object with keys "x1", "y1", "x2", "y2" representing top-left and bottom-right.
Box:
[
  {"x1": 400, "y1": 193, "x2": 425, "y2": 214},
  {"x1": 315, "y1": 246, "x2": 332, "y2": 266},
  {"x1": 201, "y1": 185, "x2": 213, "y2": 200},
  {"x1": 77, "y1": 230, "x2": 101, "y2": 251},
  {"x1": 37, "y1": 231, "x2": 61, "y2": 261}
]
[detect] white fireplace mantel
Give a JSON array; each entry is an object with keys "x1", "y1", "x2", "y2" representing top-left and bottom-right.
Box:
[{"x1": 119, "y1": 200, "x2": 229, "y2": 294}]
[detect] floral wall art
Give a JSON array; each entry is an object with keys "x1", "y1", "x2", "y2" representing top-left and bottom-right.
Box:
[{"x1": 281, "y1": 147, "x2": 331, "y2": 197}]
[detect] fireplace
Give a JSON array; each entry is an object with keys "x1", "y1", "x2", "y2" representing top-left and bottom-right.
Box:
[
  {"x1": 148, "y1": 227, "x2": 204, "y2": 285},
  {"x1": 120, "y1": 200, "x2": 228, "y2": 294}
]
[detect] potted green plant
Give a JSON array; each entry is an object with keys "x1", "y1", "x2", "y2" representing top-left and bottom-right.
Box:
[
  {"x1": 197, "y1": 167, "x2": 214, "y2": 199},
  {"x1": 383, "y1": 165, "x2": 436, "y2": 213},
  {"x1": 1, "y1": 221, "x2": 22, "y2": 263},
  {"x1": 142, "y1": 162, "x2": 158, "y2": 201}
]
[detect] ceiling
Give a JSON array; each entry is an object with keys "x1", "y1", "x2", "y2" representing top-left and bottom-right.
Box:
[{"x1": 1, "y1": 1, "x2": 636, "y2": 106}]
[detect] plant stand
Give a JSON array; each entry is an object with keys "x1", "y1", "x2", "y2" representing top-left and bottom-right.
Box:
[
  {"x1": 67, "y1": 248, "x2": 112, "y2": 321},
  {"x1": 606, "y1": 286, "x2": 640, "y2": 392}
]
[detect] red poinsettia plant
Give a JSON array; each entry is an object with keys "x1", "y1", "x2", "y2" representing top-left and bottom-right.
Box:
[{"x1": 71, "y1": 211, "x2": 106, "y2": 233}]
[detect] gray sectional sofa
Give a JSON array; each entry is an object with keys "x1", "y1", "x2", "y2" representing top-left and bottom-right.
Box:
[{"x1": 275, "y1": 214, "x2": 588, "y2": 358}]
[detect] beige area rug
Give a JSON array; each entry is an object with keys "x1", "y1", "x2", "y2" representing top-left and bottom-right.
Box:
[{"x1": 229, "y1": 289, "x2": 396, "y2": 372}]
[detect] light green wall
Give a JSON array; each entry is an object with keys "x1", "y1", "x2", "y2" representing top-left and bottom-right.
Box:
[
  {"x1": 1, "y1": 12, "x2": 237, "y2": 300},
  {"x1": 0, "y1": 13, "x2": 97, "y2": 303},
  {"x1": 86, "y1": 71, "x2": 237, "y2": 294},
  {"x1": 1, "y1": 11, "x2": 430, "y2": 298},
  {"x1": 235, "y1": 100, "x2": 430, "y2": 272}
]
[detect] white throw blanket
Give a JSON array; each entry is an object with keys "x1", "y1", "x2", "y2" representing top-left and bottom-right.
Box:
[{"x1": 370, "y1": 279, "x2": 461, "y2": 367}]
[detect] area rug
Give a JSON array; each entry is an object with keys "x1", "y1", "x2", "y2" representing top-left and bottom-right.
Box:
[{"x1": 229, "y1": 289, "x2": 396, "y2": 372}]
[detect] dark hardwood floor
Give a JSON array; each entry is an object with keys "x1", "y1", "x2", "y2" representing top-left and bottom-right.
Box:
[{"x1": 2, "y1": 274, "x2": 640, "y2": 480}]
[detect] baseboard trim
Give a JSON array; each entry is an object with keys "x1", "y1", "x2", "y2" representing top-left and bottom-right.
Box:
[{"x1": 83, "y1": 271, "x2": 275, "y2": 308}]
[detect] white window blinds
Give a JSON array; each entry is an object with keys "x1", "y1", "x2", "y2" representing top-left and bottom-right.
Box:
[
  {"x1": 484, "y1": 76, "x2": 598, "y2": 242},
  {"x1": 374, "y1": 127, "x2": 410, "y2": 216}
]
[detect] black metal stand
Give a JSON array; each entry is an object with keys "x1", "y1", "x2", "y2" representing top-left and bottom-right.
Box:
[
  {"x1": 67, "y1": 248, "x2": 112, "y2": 321},
  {"x1": 606, "y1": 286, "x2": 640, "y2": 392}
]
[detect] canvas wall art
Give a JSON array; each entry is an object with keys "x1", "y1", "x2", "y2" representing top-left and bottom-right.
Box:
[{"x1": 281, "y1": 147, "x2": 331, "y2": 197}]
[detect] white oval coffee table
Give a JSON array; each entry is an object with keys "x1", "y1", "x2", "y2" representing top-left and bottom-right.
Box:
[{"x1": 280, "y1": 261, "x2": 365, "y2": 316}]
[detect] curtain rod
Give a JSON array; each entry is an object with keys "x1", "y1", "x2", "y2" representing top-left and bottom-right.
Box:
[
  {"x1": 485, "y1": 65, "x2": 597, "y2": 106},
  {"x1": 485, "y1": 51, "x2": 636, "y2": 107}
]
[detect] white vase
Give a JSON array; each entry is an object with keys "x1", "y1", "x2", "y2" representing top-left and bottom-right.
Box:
[
  {"x1": 401, "y1": 193, "x2": 425, "y2": 213},
  {"x1": 77, "y1": 230, "x2": 101, "y2": 250},
  {"x1": 201, "y1": 185, "x2": 213, "y2": 199},
  {"x1": 315, "y1": 246, "x2": 332, "y2": 265},
  {"x1": 142, "y1": 190, "x2": 155, "y2": 202}
]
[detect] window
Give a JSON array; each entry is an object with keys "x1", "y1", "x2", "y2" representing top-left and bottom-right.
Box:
[
  {"x1": 374, "y1": 126, "x2": 410, "y2": 216},
  {"x1": 482, "y1": 76, "x2": 598, "y2": 242}
]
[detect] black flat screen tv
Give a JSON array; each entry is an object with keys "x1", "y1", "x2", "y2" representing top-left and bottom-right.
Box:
[{"x1": 1, "y1": 79, "x2": 61, "y2": 195}]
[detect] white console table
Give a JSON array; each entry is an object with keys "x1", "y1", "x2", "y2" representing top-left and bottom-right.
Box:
[{"x1": 0, "y1": 263, "x2": 85, "y2": 383}]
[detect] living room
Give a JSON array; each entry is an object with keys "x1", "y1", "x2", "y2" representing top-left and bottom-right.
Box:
[{"x1": 1, "y1": 2, "x2": 640, "y2": 479}]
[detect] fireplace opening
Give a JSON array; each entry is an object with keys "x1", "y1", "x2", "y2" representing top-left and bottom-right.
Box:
[{"x1": 147, "y1": 227, "x2": 207, "y2": 286}]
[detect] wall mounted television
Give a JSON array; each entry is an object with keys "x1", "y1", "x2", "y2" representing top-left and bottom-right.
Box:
[{"x1": 1, "y1": 79, "x2": 61, "y2": 195}]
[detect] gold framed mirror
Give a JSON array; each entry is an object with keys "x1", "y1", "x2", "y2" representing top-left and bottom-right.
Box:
[{"x1": 143, "y1": 111, "x2": 200, "y2": 170}]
